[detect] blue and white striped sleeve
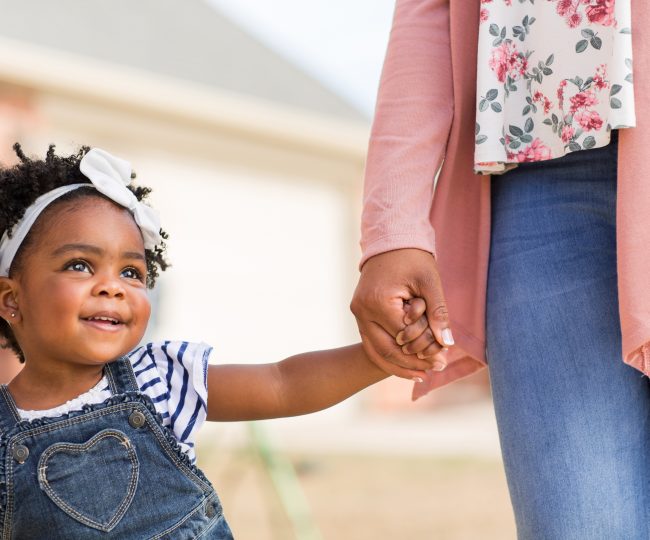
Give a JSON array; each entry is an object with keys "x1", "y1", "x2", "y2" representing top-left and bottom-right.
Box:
[{"x1": 127, "y1": 341, "x2": 212, "y2": 463}]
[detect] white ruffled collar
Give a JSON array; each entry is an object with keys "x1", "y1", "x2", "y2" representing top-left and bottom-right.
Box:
[{"x1": 16, "y1": 376, "x2": 110, "y2": 421}]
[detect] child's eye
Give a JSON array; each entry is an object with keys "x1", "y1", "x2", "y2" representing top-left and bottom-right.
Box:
[
  {"x1": 121, "y1": 267, "x2": 143, "y2": 281},
  {"x1": 65, "y1": 260, "x2": 91, "y2": 273}
]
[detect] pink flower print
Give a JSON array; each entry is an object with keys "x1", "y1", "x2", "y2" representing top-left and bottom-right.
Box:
[
  {"x1": 533, "y1": 91, "x2": 553, "y2": 115},
  {"x1": 480, "y1": 0, "x2": 491, "y2": 21},
  {"x1": 593, "y1": 64, "x2": 609, "y2": 90},
  {"x1": 519, "y1": 139, "x2": 552, "y2": 162},
  {"x1": 575, "y1": 109, "x2": 604, "y2": 131},
  {"x1": 557, "y1": 80, "x2": 568, "y2": 110},
  {"x1": 569, "y1": 89, "x2": 598, "y2": 114},
  {"x1": 585, "y1": 0, "x2": 616, "y2": 27},
  {"x1": 489, "y1": 41, "x2": 527, "y2": 83},
  {"x1": 550, "y1": 0, "x2": 615, "y2": 28},
  {"x1": 561, "y1": 125, "x2": 575, "y2": 143},
  {"x1": 507, "y1": 139, "x2": 552, "y2": 163},
  {"x1": 555, "y1": 0, "x2": 574, "y2": 17},
  {"x1": 567, "y1": 13, "x2": 582, "y2": 28}
]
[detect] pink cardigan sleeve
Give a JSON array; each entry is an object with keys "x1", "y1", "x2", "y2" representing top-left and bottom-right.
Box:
[{"x1": 360, "y1": 0, "x2": 454, "y2": 267}]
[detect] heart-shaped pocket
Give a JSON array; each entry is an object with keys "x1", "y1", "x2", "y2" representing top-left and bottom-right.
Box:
[{"x1": 38, "y1": 429, "x2": 139, "y2": 532}]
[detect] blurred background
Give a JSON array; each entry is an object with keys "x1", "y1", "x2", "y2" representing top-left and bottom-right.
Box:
[{"x1": 0, "y1": 0, "x2": 515, "y2": 537}]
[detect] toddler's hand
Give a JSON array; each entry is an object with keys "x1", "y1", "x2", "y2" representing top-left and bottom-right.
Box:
[{"x1": 397, "y1": 298, "x2": 447, "y2": 371}]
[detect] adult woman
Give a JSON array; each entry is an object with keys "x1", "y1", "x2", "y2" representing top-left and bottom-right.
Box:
[{"x1": 351, "y1": 1, "x2": 650, "y2": 537}]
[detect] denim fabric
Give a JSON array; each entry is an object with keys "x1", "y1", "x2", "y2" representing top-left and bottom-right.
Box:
[
  {"x1": 486, "y1": 132, "x2": 650, "y2": 539},
  {"x1": 0, "y1": 358, "x2": 233, "y2": 539}
]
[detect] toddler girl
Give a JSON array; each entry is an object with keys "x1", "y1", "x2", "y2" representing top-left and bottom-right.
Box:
[{"x1": 0, "y1": 145, "x2": 434, "y2": 538}]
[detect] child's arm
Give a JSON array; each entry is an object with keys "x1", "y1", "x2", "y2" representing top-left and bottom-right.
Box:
[
  {"x1": 206, "y1": 343, "x2": 386, "y2": 421},
  {"x1": 206, "y1": 300, "x2": 429, "y2": 422}
]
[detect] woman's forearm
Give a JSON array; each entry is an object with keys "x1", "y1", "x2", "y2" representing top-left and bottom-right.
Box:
[{"x1": 361, "y1": 0, "x2": 454, "y2": 267}]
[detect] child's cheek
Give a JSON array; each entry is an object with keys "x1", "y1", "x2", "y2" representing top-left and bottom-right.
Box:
[{"x1": 135, "y1": 291, "x2": 152, "y2": 328}]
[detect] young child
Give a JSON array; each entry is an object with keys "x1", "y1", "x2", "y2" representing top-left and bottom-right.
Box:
[{"x1": 0, "y1": 146, "x2": 436, "y2": 539}]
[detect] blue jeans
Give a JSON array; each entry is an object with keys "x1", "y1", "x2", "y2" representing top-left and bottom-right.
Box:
[{"x1": 486, "y1": 131, "x2": 650, "y2": 540}]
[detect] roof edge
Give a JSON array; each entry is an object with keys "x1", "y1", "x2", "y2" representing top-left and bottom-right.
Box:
[{"x1": 0, "y1": 36, "x2": 369, "y2": 164}]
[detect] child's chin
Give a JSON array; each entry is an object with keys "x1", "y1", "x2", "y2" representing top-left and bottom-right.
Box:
[{"x1": 85, "y1": 342, "x2": 141, "y2": 363}]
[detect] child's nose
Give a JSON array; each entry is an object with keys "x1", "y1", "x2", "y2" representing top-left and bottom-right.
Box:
[{"x1": 92, "y1": 278, "x2": 125, "y2": 298}]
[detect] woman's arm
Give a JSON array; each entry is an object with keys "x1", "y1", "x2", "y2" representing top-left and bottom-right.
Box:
[
  {"x1": 352, "y1": 0, "x2": 455, "y2": 379},
  {"x1": 360, "y1": 0, "x2": 453, "y2": 265},
  {"x1": 206, "y1": 344, "x2": 387, "y2": 421}
]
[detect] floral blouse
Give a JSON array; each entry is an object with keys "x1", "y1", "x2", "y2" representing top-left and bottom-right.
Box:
[{"x1": 474, "y1": 0, "x2": 635, "y2": 175}]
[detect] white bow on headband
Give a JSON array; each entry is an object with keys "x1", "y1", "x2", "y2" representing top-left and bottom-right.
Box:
[
  {"x1": 79, "y1": 149, "x2": 161, "y2": 249},
  {"x1": 0, "y1": 148, "x2": 162, "y2": 277}
]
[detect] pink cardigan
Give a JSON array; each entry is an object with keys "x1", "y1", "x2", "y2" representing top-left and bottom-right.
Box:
[{"x1": 360, "y1": 0, "x2": 650, "y2": 399}]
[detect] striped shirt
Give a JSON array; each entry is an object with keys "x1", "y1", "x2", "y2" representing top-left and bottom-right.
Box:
[{"x1": 16, "y1": 341, "x2": 211, "y2": 464}]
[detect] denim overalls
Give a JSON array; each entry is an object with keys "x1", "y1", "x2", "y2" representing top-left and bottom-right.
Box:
[{"x1": 0, "y1": 357, "x2": 234, "y2": 539}]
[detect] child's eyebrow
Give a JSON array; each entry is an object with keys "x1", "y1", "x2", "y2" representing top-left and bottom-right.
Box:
[{"x1": 51, "y1": 243, "x2": 145, "y2": 260}]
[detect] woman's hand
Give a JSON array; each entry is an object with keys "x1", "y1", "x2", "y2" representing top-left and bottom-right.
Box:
[{"x1": 350, "y1": 248, "x2": 454, "y2": 380}]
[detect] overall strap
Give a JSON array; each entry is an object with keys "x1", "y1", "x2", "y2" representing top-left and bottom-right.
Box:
[
  {"x1": 105, "y1": 356, "x2": 139, "y2": 394},
  {"x1": 0, "y1": 385, "x2": 22, "y2": 432}
]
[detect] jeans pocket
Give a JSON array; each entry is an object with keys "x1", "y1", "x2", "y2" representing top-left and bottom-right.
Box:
[{"x1": 38, "y1": 428, "x2": 139, "y2": 532}]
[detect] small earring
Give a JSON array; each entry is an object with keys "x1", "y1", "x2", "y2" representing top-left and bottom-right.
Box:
[{"x1": 10, "y1": 313, "x2": 15, "y2": 318}]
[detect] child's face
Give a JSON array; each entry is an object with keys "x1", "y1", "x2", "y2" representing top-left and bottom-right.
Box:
[{"x1": 7, "y1": 196, "x2": 151, "y2": 368}]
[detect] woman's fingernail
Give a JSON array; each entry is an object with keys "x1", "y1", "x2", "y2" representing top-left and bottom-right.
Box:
[
  {"x1": 412, "y1": 377, "x2": 424, "y2": 383},
  {"x1": 396, "y1": 331, "x2": 405, "y2": 346},
  {"x1": 433, "y1": 361, "x2": 447, "y2": 372},
  {"x1": 441, "y1": 328, "x2": 455, "y2": 346}
]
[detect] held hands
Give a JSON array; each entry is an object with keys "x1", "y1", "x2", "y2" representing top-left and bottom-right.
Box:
[
  {"x1": 351, "y1": 248, "x2": 454, "y2": 381},
  {"x1": 401, "y1": 298, "x2": 449, "y2": 372}
]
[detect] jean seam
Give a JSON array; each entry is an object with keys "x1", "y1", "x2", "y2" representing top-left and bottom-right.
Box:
[
  {"x1": 195, "y1": 513, "x2": 227, "y2": 539},
  {"x1": 3, "y1": 463, "x2": 13, "y2": 540},
  {"x1": 150, "y1": 492, "x2": 222, "y2": 539},
  {"x1": 0, "y1": 386, "x2": 21, "y2": 424}
]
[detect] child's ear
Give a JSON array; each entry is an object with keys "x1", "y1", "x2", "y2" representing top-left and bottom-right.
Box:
[{"x1": 0, "y1": 278, "x2": 20, "y2": 323}]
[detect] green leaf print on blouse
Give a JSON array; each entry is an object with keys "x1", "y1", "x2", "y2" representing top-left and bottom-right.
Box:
[
  {"x1": 610, "y1": 84, "x2": 623, "y2": 109},
  {"x1": 624, "y1": 58, "x2": 633, "y2": 83},
  {"x1": 489, "y1": 24, "x2": 508, "y2": 47},
  {"x1": 526, "y1": 54, "x2": 554, "y2": 86},
  {"x1": 499, "y1": 118, "x2": 552, "y2": 162},
  {"x1": 501, "y1": 118, "x2": 535, "y2": 151},
  {"x1": 475, "y1": 123, "x2": 488, "y2": 145},
  {"x1": 576, "y1": 29, "x2": 603, "y2": 53},
  {"x1": 512, "y1": 14, "x2": 535, "y2": 41},
  {"x1": 479, "y1": 88, "x2": 501, "y2": 112}
]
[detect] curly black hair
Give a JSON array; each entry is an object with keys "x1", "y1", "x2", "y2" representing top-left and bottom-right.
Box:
[{"x1": 0, "y1": 144, "x2": 169, "y2": 361}]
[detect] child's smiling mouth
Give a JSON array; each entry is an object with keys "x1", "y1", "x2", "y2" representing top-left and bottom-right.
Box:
[{"x1": 81, "y1": 311, "x2": 127, "y2": 331}]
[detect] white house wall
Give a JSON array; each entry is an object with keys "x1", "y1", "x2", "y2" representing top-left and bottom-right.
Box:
[{"x1": 145, "y1": 159, "x2": 352, "y2": 363}]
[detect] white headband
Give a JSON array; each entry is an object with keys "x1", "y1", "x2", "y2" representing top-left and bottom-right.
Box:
[{"x1": 0, "y1": 148, "x2": 161, "y2": 277}]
